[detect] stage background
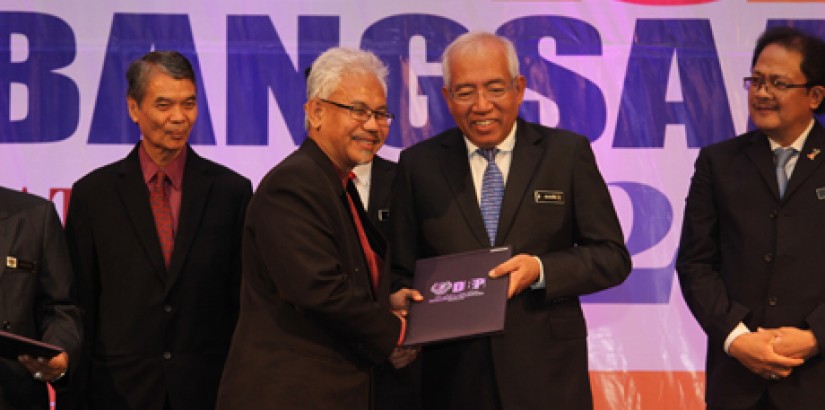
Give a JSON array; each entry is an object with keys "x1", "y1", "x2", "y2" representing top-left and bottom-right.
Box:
[{"x1": 2, "y1": 0, "x2": 824, "y2": 408}]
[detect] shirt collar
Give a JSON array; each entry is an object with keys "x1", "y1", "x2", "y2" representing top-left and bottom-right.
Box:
[
  {"x1": 768, "y1": 119, "x2": 815, "y2": 153},
  {"x1": 138, "y1": 142, "x2": 187, "y2": 190},
  {"x1": 351, "y1": 161, "x2": 373, "y2": 189},
  {"x1": 464, "y1": 121, "x2": 518, "y2": 156}
]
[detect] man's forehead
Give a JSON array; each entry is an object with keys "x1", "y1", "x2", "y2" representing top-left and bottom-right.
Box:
[{"x1": 330, "y1": 74, "x2": 386, "y2": 101}]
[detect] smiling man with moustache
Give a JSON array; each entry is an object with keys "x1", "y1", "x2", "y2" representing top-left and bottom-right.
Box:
[
  {"x1": 390, "y1": 32, "x2": 630, "y2": 410},
  {"x1": 217, "y1": 47, "x2": 419, "y2": 410},
  {"x1": 65, "y1": 51, "x2": 252, "y2": 410},
  {"x1": 677, "y1": 27, "x2": 825, "y2": 410}
]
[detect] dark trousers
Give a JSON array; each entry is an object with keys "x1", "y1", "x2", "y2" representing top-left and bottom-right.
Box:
[
  {"x1": 709, "y1": 393, "x2": 778, "y2": 410},
  {"x1": 421, "y1": 337, "x2": 503, "y2": 410}
]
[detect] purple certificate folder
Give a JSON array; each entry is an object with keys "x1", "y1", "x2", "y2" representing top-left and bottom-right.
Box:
[
  {"x1": 402, "y1": 246, "x2": 511, "y2": 346},
  {"x1": 0, "y1": 330, "x2": 63, "y2": 360}
]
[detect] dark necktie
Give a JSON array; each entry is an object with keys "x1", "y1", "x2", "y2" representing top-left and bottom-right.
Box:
[
  {"x1": 150, "y1": 170, "x2": 174, "y2": 269},
  {"x1": 478, "y1": 148, "x2": 504, "y2": 246},
  {"x1": 775, "y1": 147, "x2": 796, "y2": 199},
  {"x1": 346, "y1": 173, "x2": 380, "y2": 293}
]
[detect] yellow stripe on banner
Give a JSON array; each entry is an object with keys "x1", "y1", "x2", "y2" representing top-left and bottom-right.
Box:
[{"x1": 591, "y1": 371, "x2": 706, "y2": 410}]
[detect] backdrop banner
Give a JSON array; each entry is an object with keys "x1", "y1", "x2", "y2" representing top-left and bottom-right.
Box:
[{"x1": 2, "y1": 1, "x2": 824, "y2": 408}]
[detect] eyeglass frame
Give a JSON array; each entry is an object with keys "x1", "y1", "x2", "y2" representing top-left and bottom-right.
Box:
[
  {"x1": 319, "y1": 99, "x2": 395, "y2": 126},
  {"x1": 743, "y1": 76, "x2": 813, "y2": 93},
  {"x1": 448, "y1": 78, "x2": 519, "y2": 105}
]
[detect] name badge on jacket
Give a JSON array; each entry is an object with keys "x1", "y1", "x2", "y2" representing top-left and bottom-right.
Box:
[
  {"x1": 534, "y1": 190, "x2": 565, "y2": 205},
  {"x1": 6, "y1": 256, "x2": 37, "y2": 271},
  {"x1": 378, "y1": 209, "x2": 390, "y2": 221}
]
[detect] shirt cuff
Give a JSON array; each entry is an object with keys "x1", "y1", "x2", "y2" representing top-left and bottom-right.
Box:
[
  {"x1": 724, "y1": 322, "x2": 751, "y2": 354},
  {"x1": 396, "y1": 316, "x2": 407, "y2": 346},
  {"x1": 530, "y1": 255, "x2": 546, "y2": 289}
]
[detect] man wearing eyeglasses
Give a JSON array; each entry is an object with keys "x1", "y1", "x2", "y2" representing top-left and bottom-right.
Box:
[
  {"x1": 217, "y1": 47, "x2": 421, "y2": 410},
  {"x1": 677, "y1": 27, "x2": 825, "y2": 410},
  {"x1": 390, "y1": 32, "x2": 631, "y2": 410}
]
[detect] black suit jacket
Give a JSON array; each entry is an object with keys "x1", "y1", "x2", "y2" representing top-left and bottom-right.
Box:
[
  {"x1": 216, "y1": 138, "x2": 402, "y2": 410},
  {"x1": 65, "y1": 144, "x2": 251, "y2": 410},
  {"x1": 391, "y1": 119, "x2": 631, "y2": 410},
  {"x1": 0, "y1": 188, "x2": 81, "y2": 410},
  {"x1": 677, "y1": 121, "x2": 825, "y2": 409}
]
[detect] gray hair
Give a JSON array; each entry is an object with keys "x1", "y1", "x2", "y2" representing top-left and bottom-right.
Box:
[
  {"x1": 305, "y1": 47, "x2": 389, "y2": 129},
  {"x1": 126, "y1": 51, "x2": 195, "y2": 104},
  {"x1": 441, "y1": 32, "x2": 520, "y2": 88}
]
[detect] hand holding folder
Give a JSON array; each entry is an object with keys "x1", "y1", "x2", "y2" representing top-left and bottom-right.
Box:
[
  {"x1": 402, "y1": 246, "x2": 511, "y2": 346},
  {"x1": 0, "y1": 330, "x2": 63, "y2": 361}
]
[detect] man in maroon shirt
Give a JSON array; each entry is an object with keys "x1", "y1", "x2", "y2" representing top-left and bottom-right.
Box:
[{"x1": 65, "y1": 51, "x2": 252, "y2": 410}]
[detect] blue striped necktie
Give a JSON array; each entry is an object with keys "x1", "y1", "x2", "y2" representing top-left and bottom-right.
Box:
[
  {"x1": 478, "y1": 148, "x2": 504, "y2": 246},
  {"x1": 775, "y1": 147, "x2": 796, "y2": 198}
]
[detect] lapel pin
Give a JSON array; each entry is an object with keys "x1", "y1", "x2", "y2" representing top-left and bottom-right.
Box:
[{"x1": 808, "y1": 148, "x2": 821, "y2": 160}]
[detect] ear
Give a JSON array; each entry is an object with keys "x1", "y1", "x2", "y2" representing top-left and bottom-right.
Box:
[
  {"x1": 809, "y1": 85, "x2": 825, "y2": 110},
  {"x1": 127, "y1": 97, "x2": 140, "y2": 123},
  {"x1": 305, "y1": 98, "x2": 324, "y2": 130},
  {"x1": 514, "y1": 75, "x2": 527, "y2": 105}
]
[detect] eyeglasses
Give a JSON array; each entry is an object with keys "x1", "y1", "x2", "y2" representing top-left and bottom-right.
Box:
[
  {"x1": 450, "y1": 79, "x2": 517, "y2": 105},
  {"x1": 743, "y1": 76, "x2": 811, "y2": 93},
  {"x1": 320, "y1": 99, "x2": 394, "y2": 126}
]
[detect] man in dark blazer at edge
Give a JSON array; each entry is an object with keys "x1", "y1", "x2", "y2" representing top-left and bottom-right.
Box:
[
  {"x1": 677, "y1": 27, "x2": 825, "y2": 410},
  {"x1": 216, "y1": 47, "x2": 420, "y2": 410},
  {"x1": 64, "y1": 51, "x2": 252, "y2": 410},
  {"x1": 353, "y1": 158, "x2": 422, "y2": 410},
  {"x1": 390, "y1": 32, "x2": 631, "y2": 410},
  {"x1": 0, "y1": 187, "x2": 81, "y2": 409}
]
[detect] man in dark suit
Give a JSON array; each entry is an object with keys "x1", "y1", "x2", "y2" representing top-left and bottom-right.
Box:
[
  {"x1": 64, "y1": 51, "x2": 252, "y2": 410},
  {"x1": 0, "y1": 187, "x2": 81, "y2": 409},
  {"x1": 216, "y1": 47, "x2": 419, "y2": 410},
  {"x1": 390, "y1": 32, "x2": 631, "y2": 410},
  {"x1": 677, "y1": 27, "x2": 825, "y2": 410}
]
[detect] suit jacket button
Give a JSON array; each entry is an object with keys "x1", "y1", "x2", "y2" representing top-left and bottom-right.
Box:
[
  {"x1": 163, "y1": 352, "x2": 172, "y2": 360},
  {"x1": 768, "y1": 210, "x2": 778, "y2": 218},
  {"x1": 164, "y1": 305, "x2": 173, "y2": 313},
  {"x1": 764, "y1": 253, "x2": 774, "y2": 263},
  {"x1": 1, "y1": 321, "x2": 10, "y2": 331},
  {"x1": 768, "y1": 296, "x2": 778, "y2": 306}
]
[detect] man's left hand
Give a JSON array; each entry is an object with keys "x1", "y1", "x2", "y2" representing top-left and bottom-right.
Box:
[
  {"x1": 19, "y1": 352, "x2": 68, "y2": 383},
  {"x1": 389, "y1": 346, "x2": 419, "y2": 369},
  {"x1": 488, "y1": 254, "x2": 540, "y2": 298}
]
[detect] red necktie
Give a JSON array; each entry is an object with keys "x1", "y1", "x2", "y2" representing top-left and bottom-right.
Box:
[
  {"x1": 150, "y1": 170, "x2": 174, "y2": 269},
  {"x1": 346, "y1": 173, "x2": 381, "y2": 293}
]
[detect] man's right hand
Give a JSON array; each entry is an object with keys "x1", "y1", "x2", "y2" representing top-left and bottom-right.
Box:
[{"x1": 728, "y1": 331, "x2": 804, "y2": 380}]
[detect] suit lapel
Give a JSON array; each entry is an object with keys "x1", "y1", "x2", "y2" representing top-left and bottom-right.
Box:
[
  {"x1": 116, "y1": 146, "x2": 168, "y2": 281},
  {"x1": 368, "y1": 156, "x2": 393, "y2": 220},
  {"x1": 744, "y1": 132, "x2": 781, "y2": 200},
  {"x1": 784, "y1": 122, "x2": 825, "y2": 201},
  {"x1": 166, "y1": 147, "x2": 212, "y2": 292},
  {"x1": 0, "y1": 196, "x2": 12, "y2": 282},
  {"x1": 439, "y1": 131, "x2": 489, "y2": 248},
  {"x1": 497, "y1": 121, "x2": 543, "y2": 244}
]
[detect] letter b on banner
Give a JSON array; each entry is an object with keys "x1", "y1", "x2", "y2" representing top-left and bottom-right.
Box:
[{"x1": 0, "y1": 12, "x2": 78, "y2": 143}]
